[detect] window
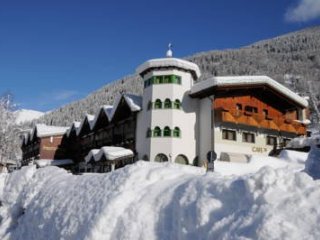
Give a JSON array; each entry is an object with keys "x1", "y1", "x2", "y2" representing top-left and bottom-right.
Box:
[
  {"x1": 154, "y1": 99, "x2": 162, "y2": 109},
  {"x1": 153, "y1": 127, "x2": 161, "y2": 137},
  {"x1": 164, "y1": 75, "x2": 170, "y2": 83},
  {"x1": 245, "y1": 106, "x2": 258, "y2": 113},
  {"x1": 173, "y1": 127, "x2": 181, "y2": 137},
  {"x1": 146, "y1": 128, "x2": 152, "y2": 138},
  {"x1": 147, "y1": 101, "x2": 153, "y2": 110},
  {"x1": 170, "y1": 75, "x2": 176, "y2": 83},
  {"x1": 174, "y1": 99, "x2": 181, "y2": 109},
  {"x1": 144, "y1": 75, "x2": 181, "y2": 86},
  {"x1": 164, "y1": 99, "x2": 172, "y2": 109},
  {"x1": 163, "y1": 126, "x2": 171, "y2": 137},
  {"x1": 242, "y1": 132, "x2": 255, "y2": 143},
  {"x1": 236, "y1": 103, "x2": 242, "y2": 111},
  {"x1": 267, "y1": 136, "x2": 277, "y2": 146},
  {"x1": 222, "y1": 129, "x2": 236, "y2": 141}
]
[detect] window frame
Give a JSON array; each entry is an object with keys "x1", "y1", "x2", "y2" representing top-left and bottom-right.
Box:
[
  {"x1": 242, "y1": 132, "x2": 255, "y2": 143},
  {"x1": 222, "y1": 129, "x2": 237, "y2": 141}
]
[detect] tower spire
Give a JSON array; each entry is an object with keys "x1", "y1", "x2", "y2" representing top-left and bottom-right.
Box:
[{"x1": 166, "y1": 43, "x2": 173, "y2": 58}]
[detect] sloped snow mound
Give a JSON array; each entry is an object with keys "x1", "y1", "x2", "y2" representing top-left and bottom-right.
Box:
[
  {"x1": 305, "y1": 146, "x2": 320, "y2": 180},
  {"x1": 279, "y1": 149, "x2": 308, "y2": 165},
  {"x1": 1, "y1": 162, "x2": 320, "y2": 240},
  {"x1": 287, "y1": 134, "x2": 320, "y2": 149}
]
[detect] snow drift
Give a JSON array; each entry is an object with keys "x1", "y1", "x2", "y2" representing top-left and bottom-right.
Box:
[{"x1": 0, "y1": 159, "x2": 320, "y2": 240}]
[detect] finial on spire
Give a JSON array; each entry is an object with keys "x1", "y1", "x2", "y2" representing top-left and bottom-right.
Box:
[{"x1": 166, "y1": 43, "x2": 173, "y2": 58}]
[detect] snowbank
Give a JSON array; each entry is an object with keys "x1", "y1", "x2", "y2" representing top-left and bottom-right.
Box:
[{"x1": 0, "y1": 160, "x2": 320, "y2": 240}]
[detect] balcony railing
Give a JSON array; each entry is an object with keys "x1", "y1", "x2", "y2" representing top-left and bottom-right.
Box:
[{"x1": 215, "y1": 108, "x2": 306, "y2": 135}]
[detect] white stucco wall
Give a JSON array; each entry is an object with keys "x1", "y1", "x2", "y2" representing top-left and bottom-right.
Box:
[
  {"x1": 197, "y1": 98, "x2": 212, "y2": 165},
  {"x1": 214, "y1": 127, "x2": 277, "y2": 158},
  {"x1": 135, "y1": 68, "x2": 198, "y2": 164}
]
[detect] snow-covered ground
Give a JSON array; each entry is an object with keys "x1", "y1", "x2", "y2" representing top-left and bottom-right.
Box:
[
  {"x1": 14, "y1": 109, "x2": 44, "y2": 124},
  {"x1": 0, "y1": 147, "x2": 319, "y2": 240}
]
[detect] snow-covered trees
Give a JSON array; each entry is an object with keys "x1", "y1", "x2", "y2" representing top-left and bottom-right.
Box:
[
  {"x1": 0, "y1": 93, "x2": 19, "y2": 165},
  {"x1": 34, "y1": 27, "x2": 320, "y2": 127}
]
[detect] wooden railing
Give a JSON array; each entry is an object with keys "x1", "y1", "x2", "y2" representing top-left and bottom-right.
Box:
[{"x1": 215, "y1": 108, "x2": 306, "y2": 135}]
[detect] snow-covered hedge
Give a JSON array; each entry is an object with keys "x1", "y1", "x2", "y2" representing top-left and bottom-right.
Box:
[{"x1": 0, "y1": 160, "x2": 320, "y2": 240}]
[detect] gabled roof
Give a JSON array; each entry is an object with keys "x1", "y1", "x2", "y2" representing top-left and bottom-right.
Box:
[
  {"x1": 85, "y1": 146, "x2": 134, "y2": 162},
  {"x1": 91, "y1": 105, "x2": 113, "y2": 131},
  {"x1": 34, "y1": 124, "x2": 69, "y2": 138},
  {"x1": 190, "y1": 75, "x2": 308, "y2": 108},
  {"x1": 76, "y1": 114, "x2": 95, "y2": 136},
  {"x1": 72, "y1": 93, "x2": 142, "y2": 137},
  {"x1": 109, "y1": 94, "x2": 142, "y2": 120},
  {"x1": 136, "y1": 58, "x2": 201, "y2": 79},
  {"x1": 66, "y1": 121, "x2": 81, "y2": 137},
  {"x1": 21, "y1": 124, "x2": 69, "y2": 145},
  {"x1": 28, "y1": 124, "x2": 69, "y2": 141}
]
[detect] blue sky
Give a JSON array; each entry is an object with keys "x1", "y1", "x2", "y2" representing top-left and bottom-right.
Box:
[{"x1": 1, "y1": 0, "x2": 320, "y2": 112}]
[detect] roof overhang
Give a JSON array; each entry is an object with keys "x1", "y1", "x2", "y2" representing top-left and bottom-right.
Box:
[
  {"x1": 136, "y1": 58, "x2": 201, "y2": 80},
  {"x1": 190, "y1": 76, "x2": 308, "y2": 108}
]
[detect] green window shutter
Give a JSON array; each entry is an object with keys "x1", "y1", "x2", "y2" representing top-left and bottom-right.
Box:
[
  {"x1": 163, "y1": 126, "x2": 171, "y2": 137},
  {"x1": 153, "y1": 127, "x2": 161, "y2": 137},
  {"x1": 164, "y1": 99, "x2": 172, "y2": 109},
  {"x1": 154, "y1": 99, "x2": 162, "y2": 109},
  {"x1": 174, "y1": 99, "x2": 181, "y2": 109},
  {"x1": 173, "y1": 127, "x2": 180, "y2": 137}
]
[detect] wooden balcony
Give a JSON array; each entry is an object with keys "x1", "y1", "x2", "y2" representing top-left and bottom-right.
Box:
[{"x1": 215, "y1": 108, "x2": 306, "y2": 135}]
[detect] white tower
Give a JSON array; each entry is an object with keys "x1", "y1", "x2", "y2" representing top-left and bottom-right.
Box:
[{"x1": 135, "y1": 46, "x2": 201, "y2": 165}]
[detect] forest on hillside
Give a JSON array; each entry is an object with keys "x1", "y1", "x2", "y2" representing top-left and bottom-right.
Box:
[{"x1": 35, "y1": 26, "x2": 320, "y2": 127}]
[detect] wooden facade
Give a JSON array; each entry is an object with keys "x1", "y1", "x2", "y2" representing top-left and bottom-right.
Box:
[
  {"x1": 214, "y1": 88, "x2": 307, "y2": 138},
  {"x1": 22, "y1": 134, "x2": 68, "y2": 166},
  {"x1": 69, "y1": 96, "x2": 138, "y2": 170}
]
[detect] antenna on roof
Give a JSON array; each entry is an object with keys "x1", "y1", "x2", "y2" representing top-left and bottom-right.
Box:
[{"x1": 166, "y1": 43, "x2": 173, "y2": 58}]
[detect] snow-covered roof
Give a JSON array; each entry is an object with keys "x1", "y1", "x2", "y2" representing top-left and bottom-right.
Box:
[
  {"x1": 66, "y1": 121, "x2": 81, "y2": 137},
  {"x1": 136, "y1": 58, "x2": 201, "y2": 79},
  {"x1": 29, "y1": 124, "x2": 69, "y2": 140},
  {"x1": 35, "y1": 159, "x2": 74, "y2": 168},
  {"x1": 76, "y1": 114, "x2": 95, "y2": 136},
  {"x1": 109, "y1": 94, "x2": 142, "y2": 120},
  {"x1": 84, "y1": 149, "x2": 100, "y2": 163},
  {"x1": 85, "y1": 146, "x2": 134, "y2": 162},
  {"x1": 88, "y1": 94, "x2": 142, "y2": 133},
  {"x1": 190, "y1": 75, "x2": 308, "y2": 108},
  {"x1": 91, "y1": 105, "x2": 113, "y2": 130}
]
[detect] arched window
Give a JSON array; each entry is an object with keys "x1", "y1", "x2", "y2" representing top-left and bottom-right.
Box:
[
  {"x1": 153, "y1": 127, "x2": 161, "y2": 137},
  {"x1": 174, "y1": 99, "x2": 181, "y2": 109},
  {"x1": 164, "y1": 99, "x2": 172, "y2": 109},
  {"x1": 147, "y1": 101, "x2": 152, "y2": 110},
  {"x1": 154, "y1": 99, "x2": 162, "y2": 109},
  {"x1": 163, "y1": 126, "x2": 171, "y2": 137},
  {"x1": 146, "y1": 128, "x2": 152, "y2": 138},
  {"x1": 173, "y1": 127, "x2": 180, "y2": 137},
  {"x1": 155, "y1": 153, "x2": 168, "y2": 162},
  {"x1": 175, "y1": 154, "x2": 189, "y2": 165}
]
